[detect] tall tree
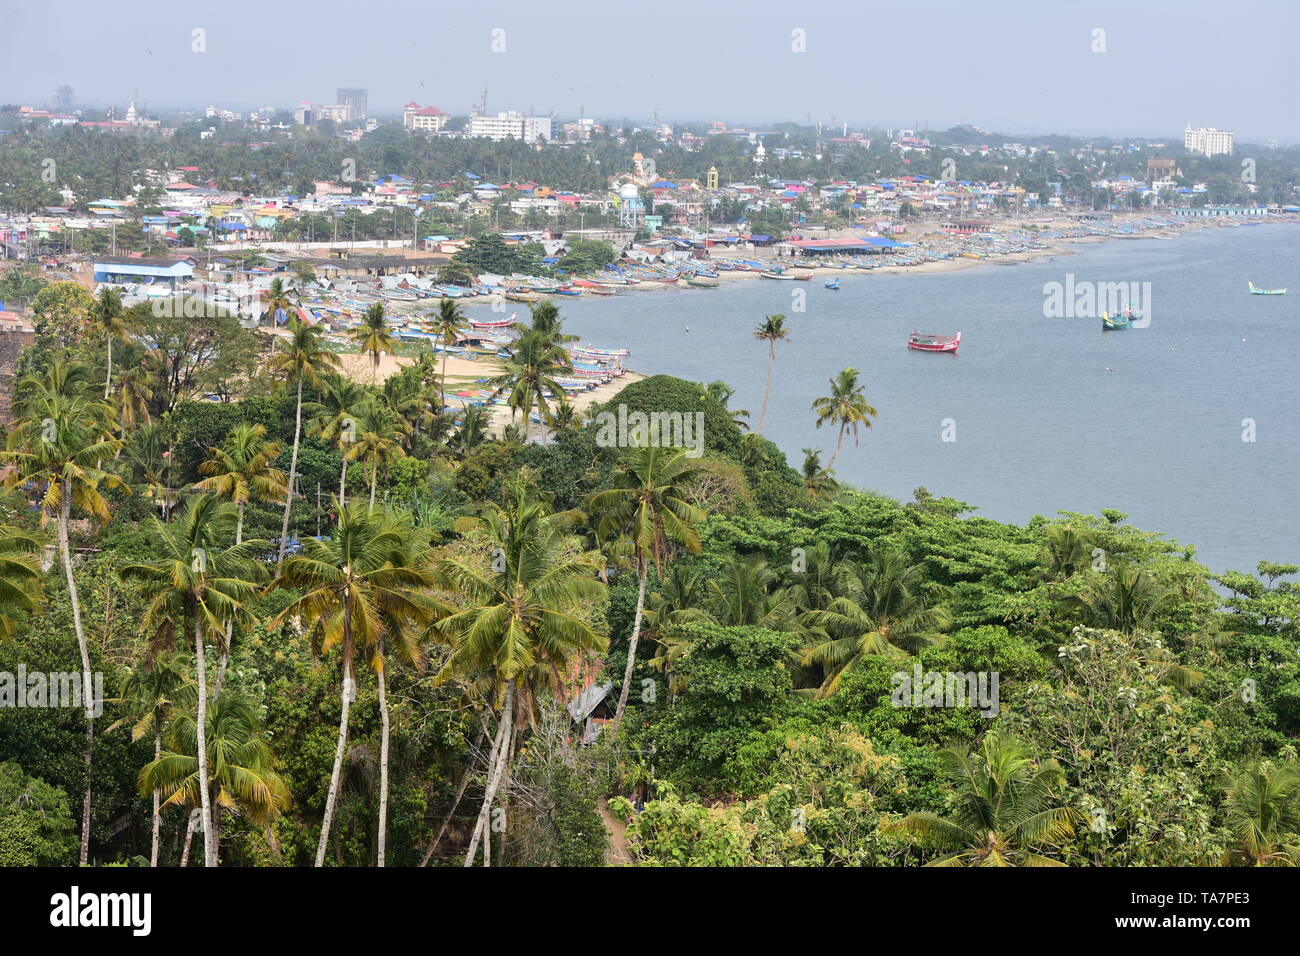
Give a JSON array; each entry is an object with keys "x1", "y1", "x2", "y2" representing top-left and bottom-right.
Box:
[
  {"x1": 350, "y1": 303, "x2": 396, "y2": 384},
  {"x1": 196, "y1": 422, "x2": 286, "y2": 693},
  {"x1": 431, "y1": 297, "x2": 468, "y2": 402},
  {"x1": 107, "y1": 651, "x2": 194, "y2": 867},
  {"x1": 589, "y1": 447, "x2": 705, "y2": 733},
  {"x1": 139, "y1": 691, "x2": 289, "y2": 866},
  {"x1": 812, "y1": 367, "x2": 877, "y2": 469},
  {"x1": 434, "y1": 479, "x2": 606, "y2": 865},
  {"x1": 269, "y1": 500, "x2": 435, "y2": 867},
  {"x1": 487, "y1": 328, "x2": 572, "y2": 443},
  {"x1": 3, "y1": 360, "x2": 123, "y2": 864},
  {"x1": 307, "y1": 371, "x2": 366, "y2": 504},
  {"x1": 753, "y1": 313, "x2": 789, "y2": 435},
  {"x1": 119, "y1": 494, "x2": 267, "y2": 866},
  {"x1": 268, "y1": 317, "x2": 340, "y2": 563},
  {"x1": 350, "y1": 400, "x2": 410, "y2": 513},
  {"x1": 90, "y1": 286, "x2": 129, "y2": 400}
]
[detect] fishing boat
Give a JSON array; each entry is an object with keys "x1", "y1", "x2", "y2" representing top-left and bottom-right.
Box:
[
  {"x1": 824, "y1": 277, "x2": 840, "y2": 290},
  {"x1": 907, "y1": 331, "x2": 961, "y2": 353},
  {"x1": 552, "y1": 286, "x2": 583, "y2": 296},
  {"x1": 505, "y1": 289, "x2": 541, "y2": 303},
  {"x1": 1248, "y1": 281, "x2": 1287, "y2": 295},
  {"x1": 686, "y1": 277, "x2": 720, "y2": 288},
  {"x1": 469, "y1": 313, "x2": 518, "y2": 331},
  {"x1": 1101, "y1": 311, "x2": 1132, "y2": 331}
]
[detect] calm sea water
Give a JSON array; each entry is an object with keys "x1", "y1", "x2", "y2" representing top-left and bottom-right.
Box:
[{"x1": 459, "y1": 223, "x2": 1300, "y2": 574}]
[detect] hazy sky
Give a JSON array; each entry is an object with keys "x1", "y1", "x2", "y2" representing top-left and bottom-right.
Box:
[{"x1": 2, "y1": 0, "x2": 1295, "y2": 140}]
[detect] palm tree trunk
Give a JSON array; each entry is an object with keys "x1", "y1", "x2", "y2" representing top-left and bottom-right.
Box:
[
  {"x1": 180, "y1": 811, "x2": 197, "y2": 867},
  {"x1": 758, "y1": 344, "x2": 775, "y2": 435},
  {"x1": 150, "y1": 725, "x2": 161, "y2": 867},
  {"x1": 104, "y1": 338, "x2": 113, "y2": 400},
  {"x1": 59, "y1": 490, "x2": 94, "y2": 866},
  {"x1": 214, "y1": 503, "x2": 244, "y2": 699},
  {"x1": 316, "y1": 618, "x2": 353, "y2": 867},
  {"x1": 277, "y1": 376, "x2": 304, "y2": 564},
  {"x1": 377, "y1": 638, "x2": 389, "y2": 867},
  {"x1": 339, "y1": 452, "x2": 348, "y2": 506},
  {"x1": 827, "y1": 425, "x2": 846, "y2": 470},
  {"x1": 368, "y1": 458, "x2": 378, "y2": 513},
  {"x1": 610, "y1": 562, "x2": 648, "y2": 733},
  {"x1": 193, "y1": 610, "x2": 215, "y2": 867},
  {"x1": 419, "y1": 726, "x2": 484, "y2": 866},
  {"x1": 463, "y1": 681, "x2": 514, "y2": 867}
]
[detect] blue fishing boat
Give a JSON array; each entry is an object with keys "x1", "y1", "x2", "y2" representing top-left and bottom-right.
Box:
[{"x1": 824, "y1": 277, "x2": 840, "y2": 290}]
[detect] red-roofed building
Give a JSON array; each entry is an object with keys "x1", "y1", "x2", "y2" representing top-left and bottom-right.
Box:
[{"x1": 403, "y1": 103, "x2": 448, "y2": 132}]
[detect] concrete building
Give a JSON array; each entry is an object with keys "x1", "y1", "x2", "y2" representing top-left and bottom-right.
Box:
[
  {"x1": 337, "y1": 88, "x2": 368, "y2": 121},
  {"x1": 93, "y1": 256, "x2": 195, "y2": 289},
  {"x1": 466, "y1": 111, "x2": 552, "y2": 143},
  {"x1": 1184, "y1": 126, "x2": 1234, "y2": 157},
  {"x1": 403, "y1": 102, "x2": 448, "y2": 132}
]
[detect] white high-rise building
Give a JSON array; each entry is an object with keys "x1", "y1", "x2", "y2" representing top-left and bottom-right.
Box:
[
  {"x1": 467, "y1": 111, "x2": 551, "y2": 144},
  {"x1": 1184, "y1": 125, "x2": 1234, "y2": 157}
]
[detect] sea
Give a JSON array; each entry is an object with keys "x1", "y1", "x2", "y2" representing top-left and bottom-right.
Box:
[{"x1": 459, "y1": 222, "x2": 1300, "y2": 575}]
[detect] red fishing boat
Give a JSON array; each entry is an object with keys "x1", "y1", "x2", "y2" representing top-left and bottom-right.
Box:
[{"x1": 908, "y1": 331, "x2": 961, "y2": 353}]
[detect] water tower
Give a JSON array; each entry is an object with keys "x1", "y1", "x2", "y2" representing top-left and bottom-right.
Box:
[{"x1": 617, "y1": 182, "x2": 644, "y2": 228}]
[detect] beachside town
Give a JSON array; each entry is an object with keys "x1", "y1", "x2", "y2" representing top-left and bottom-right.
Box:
[{"x1": 3, "y1": 89, "x2": 1298, "y2": 417}]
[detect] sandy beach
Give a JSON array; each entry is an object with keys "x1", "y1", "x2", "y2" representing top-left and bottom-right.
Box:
[{"x1": 329, "y1": 349, "x2": 643, "y2": 434}]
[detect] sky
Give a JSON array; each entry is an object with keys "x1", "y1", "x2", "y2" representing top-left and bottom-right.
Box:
[{"x1": 2, "y1": 0, "x2": 1296, "y2": 141}]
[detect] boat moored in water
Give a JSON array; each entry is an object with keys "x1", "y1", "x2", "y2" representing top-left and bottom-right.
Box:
[
  {"x1": 1248, "y1": 281, "x2": 1287, "y2": 295},
  {"x1": 908, "y1": 331, "x2": 961, "y2": 353}
]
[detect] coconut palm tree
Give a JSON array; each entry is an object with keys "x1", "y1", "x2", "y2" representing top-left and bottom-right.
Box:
[
  {"x1": 90, "y1": 286, "x2": 129, "y2": 400},
  {"x1": 643, "y1": 563, "x2": 714, "y2": 696},
  {"x1": 0, "y1": 524, "x2": 42, "y2": 640},
  {"x1": 1221, "y1": 761, "x2": 1300, "y2": 866},
  {"x1": 800, "y1": 549, "x2": 952, "y2": 696},
  {"x1": 262, "y1": 277, "x2": 295, "y2": 331},
  {"x1": 307, "y1": 371, "x2": 366, "y2": 504},
  {"x1": 113, "y1": 363, "x2": 154, "y2": 435},
  {"x1": 434, "y1": 479, "x2": 606, "y2": 865},
  {"x1": 119, "y1": 494, "x2": 267, "y2": 867},
  {"x1": 487, "y1": 328, "x2": 572, "y2": 443},
  {"x1": 2, "y1": 359, "x2": 123, "y2": 864},
  {"x1": 800, "y1": 447, "x2": 837, "y2": 502},
  {"x1": 451, "y1": 403, "x2": 489, "y2": 457},
  {"x1": 812, "y1": 367, "x2": 877, "y2": 470},
  {"x1": 589, "y1": 447, "x2": 705, "y2": 732},
  {"x1": 268, "y1": 317, "x2": 340, "y2": 563},
  {"x1": 349, "y1": 400, "x2": 410, "y2": 512},
  {"x1": 107, "y1": 651, "x2": 194, "y2": 867},
  {"x1": 431, "y1": 297, "x2": 468, "y2": 400},
  {"x1": 753, "y1": 314, "x2": 790, "y2": 435},
  {"x1": 1067, "y1": 563, "x2": 1175, "y2": 634},
  {"x1": 701, "y1": 379, "x2": 750, "y2": 432},
  {"x1": 706, "y1": 554, "x2": 794, "y2": 629},
  {"x1": 196, "y1": 423, "x2": 286, "y2": 693},
  {"x1": 350, "y1": 303, "x2": 396, "y2": 384},
  {"x1": 357, "y1": 512, "x2": 436, "y2": 866},
  {"x1": 269, "y1": 500, "x2": 436, "y2": 867},
  {"x1": 139, "y1": 691, "x2": 289, "y2": 866},
  {"x1": 886, "y1": 732, "x2": 1082, "y2": 866},
  {"x1": 1039, "y1": 523, "x2": 1095, "y2": 581}
]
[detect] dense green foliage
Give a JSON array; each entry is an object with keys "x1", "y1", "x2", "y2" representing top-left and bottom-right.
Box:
[{"x1": 1, "y1": 288, "x2": 1298, "y2": 868}]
